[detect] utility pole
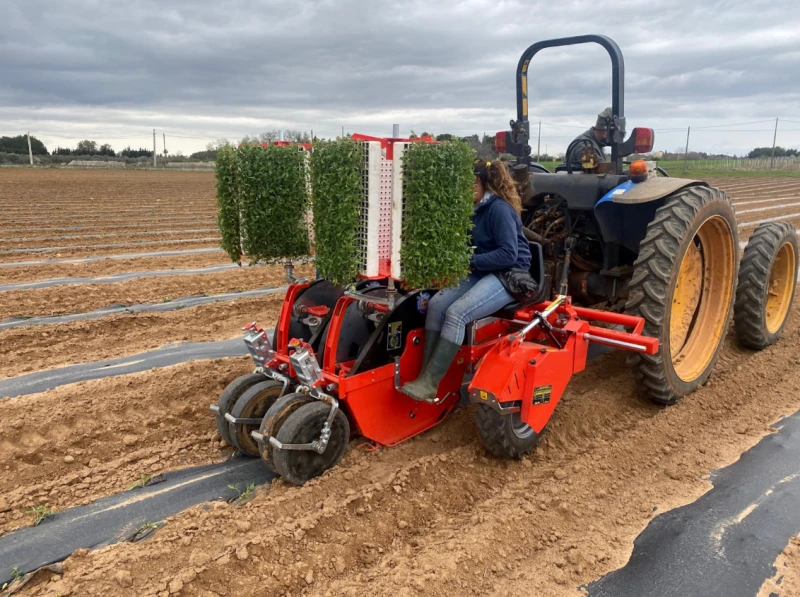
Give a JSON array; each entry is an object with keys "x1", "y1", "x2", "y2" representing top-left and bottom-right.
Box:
[
  {"x1": 770, "y1": 117, "x2": 779, "y2": 170},
  {"x1": 153, "y1": 129, "x2": 157, "y2": 167},
  {"x1": 26, "y1": 132, "x2": 33, "y2": 166},
  {"x1": 163, "y1": 132, "x2": 166, "y2": 157},
  {"x1": 683, "y1": 126, "x2": 691, "y2": 171},
  {"x1": 341, "y1": 126, "x2": 344, "y2": 138},
  {"x1": 310, "y1": 129, "x2": 314, "y2": 141},
  {"x1": 536, "y1": 121, "x2": 542, "y2": 162},
  {"x1": 392, "y1": 124, "x2": 400, "y2": 138}
]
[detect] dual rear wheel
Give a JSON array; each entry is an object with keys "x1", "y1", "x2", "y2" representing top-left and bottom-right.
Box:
[{"x1": 627, "y1": 186, "x2": 797, "y2": 405}]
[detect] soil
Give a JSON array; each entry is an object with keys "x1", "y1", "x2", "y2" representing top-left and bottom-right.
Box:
[
  {"x1": 758, "y1": 535, "x2": 800, "y2": 597},
  {"x1": 9, "y1": 306, "x2": 800, "y2": 597},
  {"x1": 0, "y1": 240, "x2": 223, "y2": 263},
  {"x1": 0, "y1": 264, "x2": 312, "y2": 320},
  {"x1": 0, "y1": 253, "x2": 232, "y2": 284},
  {"x1": 0, "y1": 357, "x2": 255, "y2": 536},
  {"x1": 0, "y1": 231, "x2": 219, "y2": 250},
  {"x1": 0, "y1": 294, "x2": 283, "y2": 380},
  {"x1": 3, "y1": 170, "x2": 800, "y2": 597}
]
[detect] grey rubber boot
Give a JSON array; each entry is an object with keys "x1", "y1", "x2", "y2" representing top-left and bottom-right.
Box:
[
  {"x1": 401, "y1": 338, "x2": 460, "y2": 402},
  {"x1": 421, "y1": 330, "x2": 440, "y2": 370}
]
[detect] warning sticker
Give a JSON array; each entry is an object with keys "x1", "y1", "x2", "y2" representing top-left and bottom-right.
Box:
[
  {"x1": 387, "y1": 321, "x2": 402, "y2": 351},
  {"x1": 533, "y1": 385, "x2": 552, "y2": 405}
]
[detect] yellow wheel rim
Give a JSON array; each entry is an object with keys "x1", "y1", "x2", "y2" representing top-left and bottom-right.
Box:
[
  {"x1": 765, "y1": 241, "x2": 796, "y2": 334},
  {"x1": 669, "y1": 216, "x2": 736, "y2": 382}
]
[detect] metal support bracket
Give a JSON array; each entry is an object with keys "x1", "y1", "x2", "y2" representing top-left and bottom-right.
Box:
[{"x1": 224, "y1": 413, "x2": 264, "y2": 426}]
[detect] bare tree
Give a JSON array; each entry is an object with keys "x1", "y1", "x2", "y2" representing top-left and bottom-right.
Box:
[
  {"x1": 283, "y1": 129, "x2": 311, "y2": 143},
  {"x1": 258, "y1": 130, "x2": 281, "y2": 143},
  {"x1": 206, "y1": 138, "x2": 232, "y2": 151}
]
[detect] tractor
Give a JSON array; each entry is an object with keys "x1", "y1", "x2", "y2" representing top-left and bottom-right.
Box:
[
  {"x1": 210, "y1": 35, "x2": 798, "y2": 485},
  {"x1": 497, "y1": 34, "x2": 798, "y2": 405}
]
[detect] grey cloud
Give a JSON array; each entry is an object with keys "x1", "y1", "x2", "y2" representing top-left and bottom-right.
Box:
[{"x1": 2, "y1": 0, "x2": 800, "y2": 155}]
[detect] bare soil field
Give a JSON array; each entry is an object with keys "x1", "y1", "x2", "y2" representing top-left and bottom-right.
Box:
[{"x1": 0, "y1": 170, "x2": 798, "y2": 597}]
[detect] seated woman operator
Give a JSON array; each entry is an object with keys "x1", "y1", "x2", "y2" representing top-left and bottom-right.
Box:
[{"x1": 401, "y1": 159, "x2": 532, "y2": 402}]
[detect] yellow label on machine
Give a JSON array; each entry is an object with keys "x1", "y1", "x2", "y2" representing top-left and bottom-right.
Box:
[{"x1": 533, "y1": 385, "x2": 552, "y2": 405}]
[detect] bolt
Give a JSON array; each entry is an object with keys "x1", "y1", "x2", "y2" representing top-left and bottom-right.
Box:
[
  {"x1": 530, "y1": 359, "x2": 537, "y2": 365},
  {"x1": 413, "y1": 337, "x2": 420, "y2": 345},
  {"x1": 540, "y1": 348, "x2": 547, "y2": 353}
]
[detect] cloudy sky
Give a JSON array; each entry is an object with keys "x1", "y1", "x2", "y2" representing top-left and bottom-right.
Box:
[{"x1": 3, "y1": 0, "x2": 800, "y2": 157}]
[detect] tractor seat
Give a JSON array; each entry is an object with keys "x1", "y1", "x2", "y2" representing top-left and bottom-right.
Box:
[{"x1": 491, "y1": 241, "x2": 547, "y2": 319}]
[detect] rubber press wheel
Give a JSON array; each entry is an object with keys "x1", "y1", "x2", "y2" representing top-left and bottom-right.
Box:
[
  {"x1": 215, "y1": 373, "x2": 266, "y2": 446},
  {"x1": 735, "y1": 222, "x2": 798, "y2": 349},
  {"x1": 625, "y1": 185, "x2": 738, "y2": 405},
  {"x1": 257, "y1": 392, "x2": 315, "y2": 472},
  {"x1": 474, "y1": 404, "x2": 540, "y2": 458},
  {"x1": 228, "y1": 380, "x2": 284, "y2": 457},
  {"x1": 272, "y1": 402, "x2": 350, "y2": 486}
]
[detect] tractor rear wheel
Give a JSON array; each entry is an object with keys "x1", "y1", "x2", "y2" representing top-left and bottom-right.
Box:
[
  {"x1": 735, "y1": 222, "x2": 798, "y2": 349},
  {"x1": 626, "y1": 185, "x2": 738, "y2": 405},
  {"x1": 474, "y1": 404, "x2": 540, "y2": 458},
  {"x1": 272, "y1": 402, "x2": 350, "y2": 486},
  {"x1": 215, "y1": 373, "x2": 266, "y2": 446},
  {"x1": 228, "y1": 380, "x2": 284, "y2": 457}
]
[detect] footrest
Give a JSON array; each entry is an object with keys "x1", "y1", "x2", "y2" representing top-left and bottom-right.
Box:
[{"x1": 209, "y1": 404, "x2": 220, "y2": 414}]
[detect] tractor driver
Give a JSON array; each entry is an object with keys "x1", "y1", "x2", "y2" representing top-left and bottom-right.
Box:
[
  {"x1": 565, "y1": 107, "x2": 612, "y2": 171},
  {"x1": 401, "y1": 159, "x2": 532, "y2": 403}
]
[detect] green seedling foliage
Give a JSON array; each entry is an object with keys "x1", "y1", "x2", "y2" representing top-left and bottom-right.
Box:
[
  {"x1": 400, "y1": 141, "x2": 474, "y2": 289},
  {"x1": 237, "y1": 144, "x2": 310, "y2": 263},
  {"x1": 215, "y1": 145, "x2": 242, "y2": 263},
  {"x1": 26, "y1": 504, "x2": 54, "y2": 526},
  {"x1": 310, "y1": 139, "x2": 364, "y2": 285}
]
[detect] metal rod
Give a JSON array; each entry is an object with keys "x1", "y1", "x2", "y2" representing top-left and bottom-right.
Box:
[
  {"x1": 515, "y1": 295, "x2": 565, "y2": 339},
  {"x1": 583, "y1": 333, "x2": 647, "y2": 352}
]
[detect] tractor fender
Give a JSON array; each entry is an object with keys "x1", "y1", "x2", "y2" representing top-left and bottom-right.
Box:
[{"x1": 594, "y1": 177, "x2": 707, "y2": 252}]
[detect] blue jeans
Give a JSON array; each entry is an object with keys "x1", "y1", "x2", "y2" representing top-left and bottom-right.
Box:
[{"x1": 426, "y1": 272, "x2": 515, "y2": 345}]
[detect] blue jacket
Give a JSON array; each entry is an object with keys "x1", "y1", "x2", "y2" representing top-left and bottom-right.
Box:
[{"x1": 470, "y1": 194, "x2": 531, "y2": 272}]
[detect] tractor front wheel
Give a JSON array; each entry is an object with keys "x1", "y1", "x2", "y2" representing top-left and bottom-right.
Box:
[{"x1": 626, "y1": 185, "x2": 738, "y2": 405}]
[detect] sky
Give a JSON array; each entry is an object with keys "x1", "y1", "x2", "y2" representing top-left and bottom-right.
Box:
[{"x1": 3, "y1": 0, "x2": 800, "y2": 157}]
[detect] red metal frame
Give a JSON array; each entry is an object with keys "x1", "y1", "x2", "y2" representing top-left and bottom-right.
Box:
[
  {"x1": 262, "y1": 290, "x2": 659, "y2": 448},
  {"x1": 351, "y1": 133, "x2": 437, "y2": 159}
]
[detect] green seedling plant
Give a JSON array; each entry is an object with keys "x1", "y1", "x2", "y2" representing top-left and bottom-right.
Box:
[
  {"x1": 2, "y1": 566, "x2": 25, "y2": 589},
  {"x1": 228, "y1": 482, "x2": 257, "y2": 502},
  {"x1": 215, "y1": 145, "x2": 242, "y2": 263},
  {"x1": 400, "y1": 141, "x2": 475, "y2": 289},
  {"x1": 310, "y1": 138, "x2": 364, "y2": 285},
  {"x1": 26, "y1": 504, "x2": 54, "y2": 527},
  {"x1": 237, "y1": 144, "x2": 310, "y2": 264},
  {"x1": 127, "y1": 473, "x2": 154, "y2": 491}
]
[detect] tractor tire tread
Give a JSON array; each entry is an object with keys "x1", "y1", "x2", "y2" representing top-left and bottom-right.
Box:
[
  {"x1": 625, "y1": 184, "x2": 738, "y2": 405},
  {"x1": 734, "y1": 222, "x2": 798, "y2": 350},
  {"x1": 215, "y1": 373, "x2": 266, "y2": 446},
  {"x1": 474, "y1": 404, "x2": 539, "y2": 459}
]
